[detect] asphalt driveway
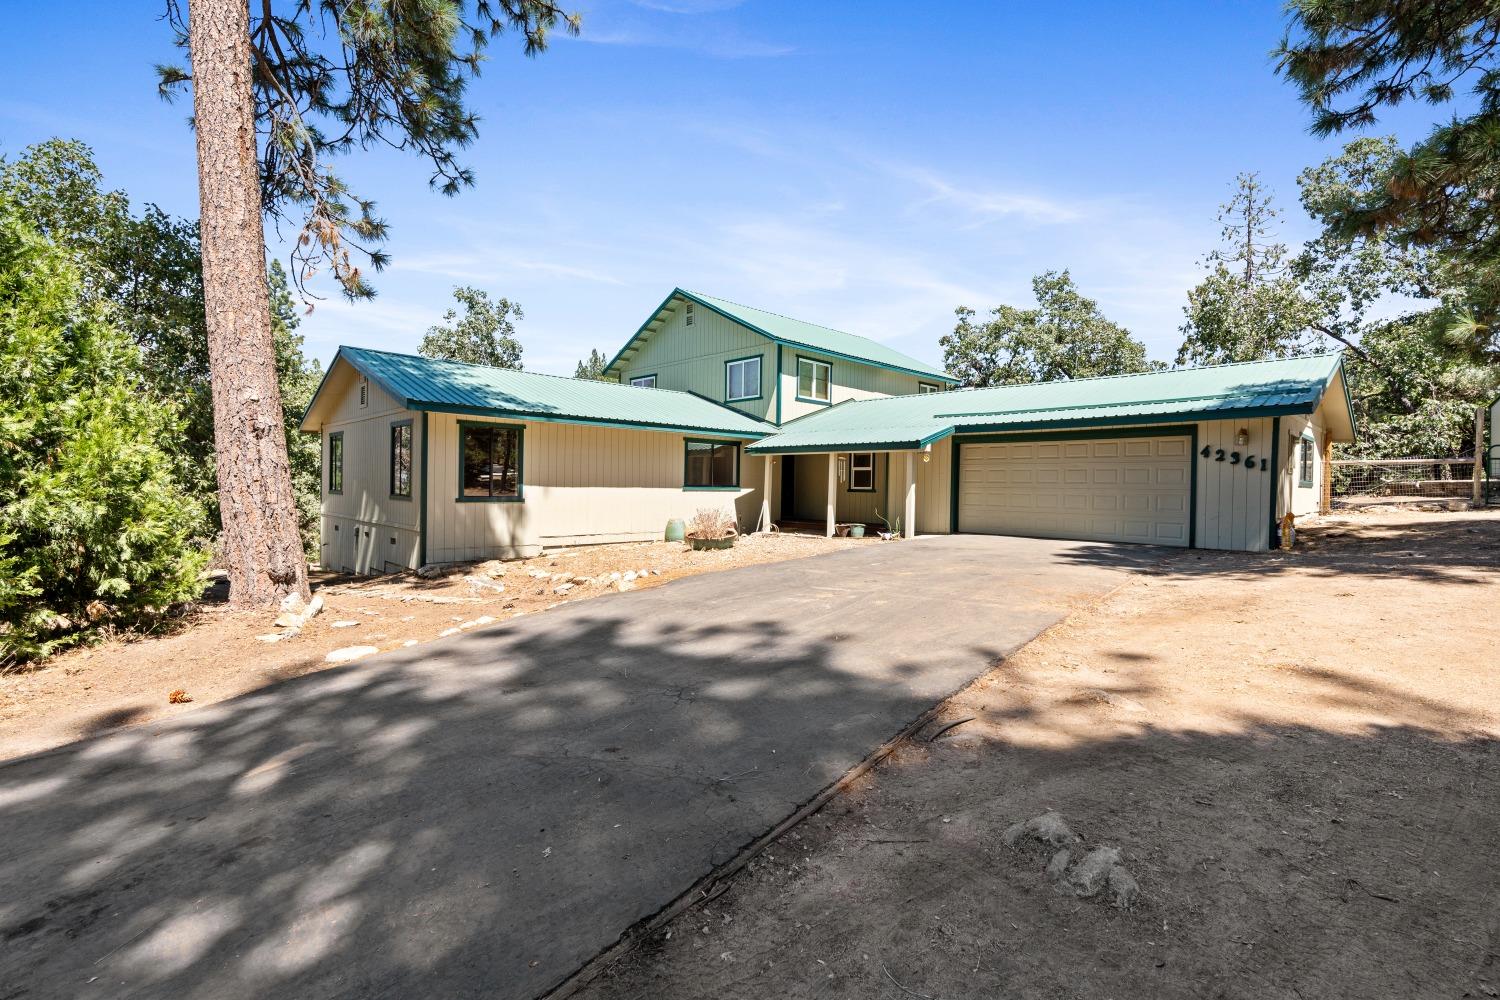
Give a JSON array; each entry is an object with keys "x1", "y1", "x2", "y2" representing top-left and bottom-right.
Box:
[{"x1": 0, "y1": 534, "x2": 1159, "y2": 1000}]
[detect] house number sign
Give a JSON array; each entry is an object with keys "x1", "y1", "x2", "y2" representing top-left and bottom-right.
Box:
[{"x1": 1200, "y1": 445, "x2": 1267, "y2": 471}]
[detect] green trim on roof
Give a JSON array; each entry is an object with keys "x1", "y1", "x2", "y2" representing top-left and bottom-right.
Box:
[
  {"x1": 603, "y1": 287, "x2": 959, "y2": 384},
  {"x1": 302, "y1": 346, "x2": 774, "y2": 441}
]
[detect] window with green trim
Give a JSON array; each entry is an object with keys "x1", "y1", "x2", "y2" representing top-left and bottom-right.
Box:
[
  {"x1": 918, "y1": 382, "x2": 941, "y2": 394},
  {"x1": 390, "y1": 421, "x2": 413, "y2": 498},
  {"x1": 685, "y1": 439, "x2": 738, "y2": 489},
  {"x1": 725, "y1": 356, "x2": 761, "y2": 401},
  {"x1": 1298, "y1": 435, "x2": 1315, "y2": 488},
  {"x1": 848, "y1": 452, "x2": 875, "y2": 491},
  {"x1": 629, "y1": 374, "x2": 656, "y2": 388},
  {"x1": 327, "y1": 432, "x2": 344, "y2": 494},
  {"x1": 797, "y1": 358, "x2": 831, "y2": 402},
  {"x1": 461, "y1": 424, "x2": 522, "y2": 499}
]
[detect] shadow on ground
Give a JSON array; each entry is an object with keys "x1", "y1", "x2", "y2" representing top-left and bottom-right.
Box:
[{"x1": 0, "y1": 534, "x2": 1148, "y2": 1000}]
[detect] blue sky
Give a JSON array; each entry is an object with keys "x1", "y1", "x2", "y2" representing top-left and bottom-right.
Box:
[{"x1": 1, "y1": 1, "x2": 1442, "y2": 375}]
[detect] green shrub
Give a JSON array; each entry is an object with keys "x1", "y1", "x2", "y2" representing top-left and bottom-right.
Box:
[{"x1": 0, "y1": 209, "x2": 208, "y2": 664}]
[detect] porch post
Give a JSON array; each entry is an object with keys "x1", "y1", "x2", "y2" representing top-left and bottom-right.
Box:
[
  {"x1": 826, "y1": 452, "x2": 837, "y2": 537},
  {"x1": 903, "y1": 451, "x2": 916, "y2": 538},
  {"x1": 760, "y1": 455, "x2": 773, "y2": 533}
]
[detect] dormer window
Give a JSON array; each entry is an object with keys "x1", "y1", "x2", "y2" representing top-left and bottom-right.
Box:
[{"x1": 685, "y1": 302, "x2": 695, "y2": 327}]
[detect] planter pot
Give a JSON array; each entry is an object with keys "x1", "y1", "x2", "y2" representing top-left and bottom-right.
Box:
[
  {"x1": 687, "y1": 535, "x2": 735, "y2": 551},
  {"x1": 664, "y1": 518, "x2": 687, "y2": 543},
  {"x1": 834, "y1": 524, "x2": 851, "y2": 537},
  {"x1": 848, "y1": 524, "x2": 866, "y2": 538}
]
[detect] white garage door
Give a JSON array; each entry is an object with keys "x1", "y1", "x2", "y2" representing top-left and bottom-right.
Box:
[{"x1": 957, "y1": 435, "x2": 1191, "y2": 546}]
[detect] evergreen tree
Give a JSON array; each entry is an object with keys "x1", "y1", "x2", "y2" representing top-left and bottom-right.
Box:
[
  {"x1": 155, "y1": 0, "x2": 578, "y2": 608},
  {"x1": 942, "y1": 270, "x2": 1156, "y2": 387},
  {"x1": 1177, "y1": 173, "x2": 1319, "y2": 366},
  {"x1": 420, "y1": 287, "x2": 524, "y2": 369},
  {"x1": 0, "y1": 207, "x2": 207, "y2": 663},
  {"x1": 573, "y1": 348, "x2": 610, "y2": 380}
]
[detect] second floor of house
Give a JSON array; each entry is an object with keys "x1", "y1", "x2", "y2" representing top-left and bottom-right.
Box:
[{"x1": 602, "y1": 289, "x2": 959, "y2": 425}]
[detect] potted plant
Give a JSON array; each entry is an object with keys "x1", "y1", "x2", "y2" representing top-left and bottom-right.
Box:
[{"x1": 685, "y1": 508, "x2": 738, "y2": 550}]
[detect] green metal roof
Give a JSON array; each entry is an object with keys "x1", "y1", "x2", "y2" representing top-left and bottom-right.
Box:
[
  {"x1": 302, "y1": 346, "x2": 773, "y2": 439},
  {"x1": 604, "y1": 288, "x2": 959, "y2": 384},
  {"x1": 748, "y1": 354, "x2": 1353, "y2": 453}
]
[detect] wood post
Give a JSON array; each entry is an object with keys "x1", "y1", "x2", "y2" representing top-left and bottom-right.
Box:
[
  {"x1": 903, "y1": 452, "x2": 916, "y2": 538},
  {"x1": 1474, "y1": 405, "x2": 1486, "y2": 506},
  {"x1": 825, "y1": 452, "x2": 837, "y2": 537},
  {"x1": 760, "y1": 455, "x2": 773, "y2": 533},
  {"x1": 1320, "y1": 432, "x2": 1333, "y2": 515}
]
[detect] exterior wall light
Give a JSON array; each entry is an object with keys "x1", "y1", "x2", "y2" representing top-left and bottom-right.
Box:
[{"x1": 1235, "y1": 428, "x2": 1250, "y2": 446}]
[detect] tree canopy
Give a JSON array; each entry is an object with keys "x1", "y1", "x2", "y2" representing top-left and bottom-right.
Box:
[
  {"x1": 942, "y1": 270, "x2": 1156, "y2": 387},
  {"x1": 419, "y1": 286, "x2": 524, "y2": 369},
  {"x1": 157, "y1": 0, "x2": 579, "y2": 302},
  {"x1": 1278, "y1": 1, "x2": 1500, "y2": 353},
  {"x1": 574, "y1": 348, "x2": 610, "y2": 380}
]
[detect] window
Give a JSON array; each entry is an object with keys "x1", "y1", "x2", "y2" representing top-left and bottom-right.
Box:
[
  {"x1": 389, "y1": 421, "x2": 413, "y2": 498},
  {"x1": 460, "y1": 423, "x2": 522, "y2": 500},
  {"x1": 797, "y1": 357, "x2": 832, "y2": 403},
  {"x1": 684, "y1": 439, "x2": 739, "y2": 489},
  {"x1": 918, "y1": 382, "x2": 941, "y2": 394},
  {"x1": 725, "y1": 356, "x2": 761, "y2": 401},
  {"x1": 1298, "y1": 435, "x2": 1315, "y2": 488},
  {"x1": 328, "y1": 432, "x2": 344, "y2": 494},
  {"x1": 629, "y1": 374, "x2": 657, "y2": 388},
  {"x1": 685, "y1": 302, "x2": 695, "y2": 326},
  {"x1": 848, "y1": 452, "x2": 875, "y2": 492}
]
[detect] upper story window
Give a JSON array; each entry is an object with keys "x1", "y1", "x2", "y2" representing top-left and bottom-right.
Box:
[
  {"x1": 1298, "y1": 435, "x2": 1315, "y2": 487},
  {"x1": 848, "y1": 452, "x2": 875, "y2": 492},
  {"x1": 629, "y1": 374, "x2": 657, "y2": 388},
  {"x1": 725, "y1": 356, "x2": 761, "y2": 401},
  {"x1": 918, "y1": 382, "x2": 941, "y2": 394},
  {"x1": 797, "y1": 357, "x2": 832, "y2": 403},
  {"x1": 327, "y1": 432, "x2": 344, "y2": 494},
  {"x1": 685, "y1": 302, "x2": 695, "y2": 326},
  {"x1": 389, "y1": 421, "x2": 413, "y2": 498}
]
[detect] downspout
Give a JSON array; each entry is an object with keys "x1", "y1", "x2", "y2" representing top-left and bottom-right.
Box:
[{"x1": 418, "y1": 410, "x2": 429, "y2": 568}]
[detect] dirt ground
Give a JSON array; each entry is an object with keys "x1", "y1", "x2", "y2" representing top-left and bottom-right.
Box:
[
  {"x1": 574, "y1": 508, "x2": 1500, "y2": 1000},
  {"x1": 0, "y1": 531, "x2": 859, "y2": 761}
]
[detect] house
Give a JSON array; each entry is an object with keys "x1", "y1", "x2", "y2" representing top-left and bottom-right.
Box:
[{"x1": 299, "y1": 289, "x2": 1356, "y2": 572}]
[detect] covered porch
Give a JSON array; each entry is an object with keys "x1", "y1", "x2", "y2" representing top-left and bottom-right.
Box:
[{"x1": 753, "y1": 448, "x2": 926, "y2": 539}]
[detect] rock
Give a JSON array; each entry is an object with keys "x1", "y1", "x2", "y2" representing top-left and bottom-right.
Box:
[
  {"x1": 438, "y1": 627, "x2": 461, "y2": 638},
  {"x1": 465, "y1": 575, "x2": 506, "y2": 594},
  {"x1": 1067, "y1": 846, "x2": 1122, "y2": 898},
  {"x1": 476, "y1": 559, "x2": 507, "y2": 578},
  {"x1": 279, "y1": 591, "x2": 307, "y2": 615},
  {"x1": 640, "y1": 568, "x2": 653, "y2": 578},
  {"x1": 304, "y1": 594, "x2": 324, "y2": 620},
  {"x1": 273, "y1": 611, "x2": 303, "y2": 628},
  {"x1": 549, "y1": 572, "x2": 571, "y2": 583},
  {"x1": 325, "y1": 645, "x2": 378, "y2": 664},
  {"x1": 609, "y1": 571, "x2": 622, "y2": 581},
  {"x1": 527, "y1": 568, "x2": 549, "y2": 579},
  {"x1": 623, "y1": 570, "x2": 638, "y2": 582},
  {"x1": 472, "y1": 615, "x2": 496, "y2": 626},
  {"x1": 570, "y1": 574, "x2": 592, "y2": 585},
  {"x1": 331, "y1": 620, "x2": 360, "y2": 629},
  {"x1": 401, "y1": 639, "x2": 419, "y2": 647},
  {"x1": 1045, "y1": 848, "x2": 1072, "y2": 880},
  {"x1": 416, "y1": 563, "x2": 449, "y2": 579},
  {"x1": 254, "y1": 633, "x2": 284, "y2": 643},
  {"x1": 615, "y1": 578, "x2": 636, "y2": 592},
  {"x1": 1003, "y1": 811, "x2": 1080, "y2": 851},
  {"x1": 1106, "y1": 864, "x2": 1139, "y2": 909},
  {"x1": 553, "y1": 583, "x2": 575, "y2": 595}
]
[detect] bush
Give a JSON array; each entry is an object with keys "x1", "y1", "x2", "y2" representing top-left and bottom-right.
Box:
[
  {"x1": 686, "y1": 508, "x2": 737, "y2": 540},
  {"x1": 0, "y1": 209, "x2": 208, "y2": 663}
]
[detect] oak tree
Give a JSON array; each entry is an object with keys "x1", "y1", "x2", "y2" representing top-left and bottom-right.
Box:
[{"x1": 419, "y1": 286, "x2": 524, "y2": 368}]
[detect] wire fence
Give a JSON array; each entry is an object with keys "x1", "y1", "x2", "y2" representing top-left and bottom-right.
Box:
[{"x1": 1330, "y1": 457, "x2": 1483, "y2": 499}]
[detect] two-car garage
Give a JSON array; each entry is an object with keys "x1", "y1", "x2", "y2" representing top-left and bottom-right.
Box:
[{"x1": 954, "y1": 432, "x2": 1193, "y2": 547}]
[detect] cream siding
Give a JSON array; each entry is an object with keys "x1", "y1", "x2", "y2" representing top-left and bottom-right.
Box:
[
  {"x1": 312, "y1": 360, "x2": 423, "y2": 573},
  {"x1": 424, "y1": 412, "x2": 765, "y2": 563},
  {"x1": 778, "y1": 348, "x2": 936, "y2": 423},
  {"x1": 1281, "y1": 405, "x2": 1331, "y2": 519},
  {"x1": 616, "y1": 299, "x2": 776, "y2": 422}
]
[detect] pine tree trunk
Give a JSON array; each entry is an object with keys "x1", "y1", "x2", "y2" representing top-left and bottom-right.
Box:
[{"x1": 187, "y1": 0, "x2": 310, "y2": 608}]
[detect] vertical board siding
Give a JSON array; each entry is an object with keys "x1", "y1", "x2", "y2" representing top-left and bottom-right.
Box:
[
  {"x1": 778, "y1": 347, "x2": 932, "y2": 423},
  {"x1": 424, "y1": 413, "x2": 763, "y2": 563},
  {"x1": 314, "y1": 359, "x2": 424, "y2": 572},
  {"x1": 915, "y1": 437, "x2": 952, "y2": 534},
  {"x1": 1281, "y1": 408, "x2": 1329, "y2": 517},
  {"x1": 617, "y1": 299, "x2": 776, "y2": 422}
]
